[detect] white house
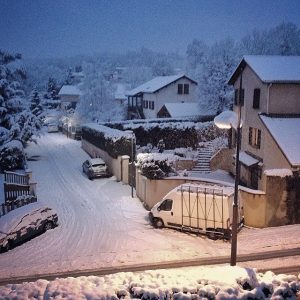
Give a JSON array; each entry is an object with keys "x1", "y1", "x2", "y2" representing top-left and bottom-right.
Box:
[
  {"x1": 58, "y1": 85, "x2": 82, "y2": 109},
  {"x1": 126, "y1": 74, "x2": 198, "y2": 119}
]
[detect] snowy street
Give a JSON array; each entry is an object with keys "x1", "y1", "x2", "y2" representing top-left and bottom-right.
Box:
[
  {"x1": 0, "y1": 132, "x2": 231, "y2": 280},
  {"x1": 0, "y1": 132, "x2": 300, "y2": 282}
]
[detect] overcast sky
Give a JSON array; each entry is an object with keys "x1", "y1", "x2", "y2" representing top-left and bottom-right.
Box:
[{"x1": 1, "y1": 0, "x2": 300, "y2": 59}]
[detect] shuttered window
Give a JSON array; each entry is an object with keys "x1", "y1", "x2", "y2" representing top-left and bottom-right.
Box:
[
  {"x1": 184, "y1": 84, "x2": 189, "y2": 94},
  {"x1": 178, "y1": 84, "x2": 183, "y2": 94},
  {"x1": 253, "y1": 88, "x2": 260, "y2": 109},
  {"x1": 234, "y1": 89, "x2": 244, "y2": 106}
]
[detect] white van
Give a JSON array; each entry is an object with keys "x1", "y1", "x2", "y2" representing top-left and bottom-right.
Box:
[{"x1": 149, "y1": 183, "x2": 243, "y2": 239}]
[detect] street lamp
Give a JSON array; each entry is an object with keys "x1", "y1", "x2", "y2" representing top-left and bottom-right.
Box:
[
  {"x1": 125, "y1": 130, "x2": 136, "y2": 198},
  {"x1": 214, "y1": 109, "x2": 241, "y2": 266}
]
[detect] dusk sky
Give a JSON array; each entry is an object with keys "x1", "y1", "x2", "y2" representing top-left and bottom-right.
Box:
[{"x1": 2, "y1": 0, "x2": 300, "y2": 59}]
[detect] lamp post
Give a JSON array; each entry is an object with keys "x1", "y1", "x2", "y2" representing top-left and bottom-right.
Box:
[
  {"x1": 125, "y1": 130, "x2": 136, "y2": 198},
  {"x1": 214, "y1": 107, "x2": 242, "y2": 266}
]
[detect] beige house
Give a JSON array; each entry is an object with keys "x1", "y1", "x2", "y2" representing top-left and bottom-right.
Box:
[
  {"x1": 227, "y1": 55, "x2": 300, "y2": 190},
  {"x1": 126, "y1": 74, "x2": 198, "y2": 119}
]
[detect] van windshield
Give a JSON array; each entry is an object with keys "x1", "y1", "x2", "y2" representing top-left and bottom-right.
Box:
[{"x1": 159, "y1": 199, "x2": 173, "y2": 211}]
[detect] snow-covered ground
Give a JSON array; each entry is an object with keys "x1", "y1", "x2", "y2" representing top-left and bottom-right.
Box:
[
  {"x1": 1, "y1": 265, "x2": 300, "y2": 299},
  {"x1": 0, "y1": 132, "x2": 300, "y2": 287}
]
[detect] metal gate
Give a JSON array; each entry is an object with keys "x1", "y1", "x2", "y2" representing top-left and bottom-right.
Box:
[{"x1": 180, "y1": 184, "x2": 233, "y2": 239}]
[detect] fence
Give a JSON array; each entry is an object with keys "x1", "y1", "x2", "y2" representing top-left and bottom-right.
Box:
[
  {"x1": 4, "y1": 171, "x2": 29, "y2": 185},
  {"x1": 1, "y1": 170, "x2": 37, "y2": 218},
  {"x1": 0, "y1": 195, "x2": 37, "y2": 217}
]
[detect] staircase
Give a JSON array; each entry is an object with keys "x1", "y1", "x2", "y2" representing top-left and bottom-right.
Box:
[{"x1": 189, "y1": 142, "x2": 214, "y2": 175}]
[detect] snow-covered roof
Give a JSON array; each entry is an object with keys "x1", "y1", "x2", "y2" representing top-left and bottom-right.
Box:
[
  {"x1": 229, "y1": 55, "x2": 300, "y2": 84},
  {"x1": 233, "y1": 151, "x2": 259, "y2": 167},
  {"x1": 127, "y1": 74, "x2": 197, "y2": 96},
  {"x1": 260, "y1": 115, "x2": 300, "y2": 166},
  {"x1": 58, "y1": 85, "x2": 82, "y2": 96},
  {"x1": 161, "y1": 102, "x2": 200, "y2": 118}
]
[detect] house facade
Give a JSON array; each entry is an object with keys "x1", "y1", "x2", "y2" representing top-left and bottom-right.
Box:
[
  {"x1": 58, "y1": 85, "x2": 82, "y2": 109},
  {"x1": 228, "y1": 55, "x2": 300, "y2": 191},
  {"x1": 127, "y1": 74, "x2": 198, "y2": 119}
]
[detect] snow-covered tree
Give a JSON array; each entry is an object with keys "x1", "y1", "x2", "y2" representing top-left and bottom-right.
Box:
[
  {"x1": 197, "y1": 39, "x2": 240, "y2": 114},
  {"x1": 240, "y1": 22, "x2": 300, "y2": 56},
  {"x1": 0, "y1": 50, "x2": 43, "y2": 170},
  {"x1": 75, "y1": 62, "x2": 126, "y2": 123},
  {"x1": 29, "y1": 88, "x2": 44, "y2": 117},
  {"x1": 186, "y1": 39, "x2": 208, "y2": 70}
]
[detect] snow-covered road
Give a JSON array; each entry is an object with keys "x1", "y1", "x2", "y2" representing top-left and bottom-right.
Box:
[{"x1": 0, "y1": 133, "x2": 230, "y2": 280}]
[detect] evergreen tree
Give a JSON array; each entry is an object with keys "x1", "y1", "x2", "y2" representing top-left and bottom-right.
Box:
[
  {"x1": 29, "y1": 88, "x2": 44, "y2": 117},
  {"x1": 0, "y1": 50, "x2": 42, "y2": 170}
]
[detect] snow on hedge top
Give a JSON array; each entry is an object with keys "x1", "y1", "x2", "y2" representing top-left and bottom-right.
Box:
[
  {"x1": 127, "y1": 74, "x2": 195, "y2": 96},
  {"x1": 244, "y1": 55, "x2": 300, "y2": 83},
  {"x1": 58, "y1": 85, "x2": 82, "y2": 96},
  {"x1": 83, "y1": 123, "x2": 133, "y2": 141},
  {"x1": 162, "y1": 102, "x2": 200, "y2": 118},
  {"x1": 260, "y1": 115, "x2": 300, "y2": 166},
  {"x1": 264, "y1": 168, "x2": 293, "y2": 177}
]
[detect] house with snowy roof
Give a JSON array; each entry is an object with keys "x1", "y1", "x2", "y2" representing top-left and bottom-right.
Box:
[
  {"x1": 58, "y1": 85, "x2": 82, "y2": 109},
  {"x1": 126, "y1": 74, "x2": 198, "y2": 119},
  {"x1": 227, "y1": 55, "x2": 300, "y2": 192}
]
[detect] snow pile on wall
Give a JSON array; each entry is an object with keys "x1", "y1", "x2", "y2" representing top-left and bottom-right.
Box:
[
  {"x1": 264, "y1": 169, "x2": 293, "y2": 178},
  {"x1": 0, "y1": 266, "x2": 299, "y2": 299}
]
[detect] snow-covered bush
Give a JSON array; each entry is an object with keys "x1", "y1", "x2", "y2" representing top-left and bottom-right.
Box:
[
  {"x1": 82, "y1": 124, "x2": 133, "y2": 159},
  {"x1": 0, "y1": 140, "x2": 25, "y2": 171},
  {"x1": 107, "y1": 120, "x2": 227, "y2": 150},
  {"x1": 136, "y1": 153, "x2": 178, "y2": 179}
]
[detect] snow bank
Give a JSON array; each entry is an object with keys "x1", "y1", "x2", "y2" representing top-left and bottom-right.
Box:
[
  {"x1": 0, "y1": 266, "x2": 299, "y2": 299},
  {"x1": 264, "y1": 169, "x2": 293, "y2": 178}
]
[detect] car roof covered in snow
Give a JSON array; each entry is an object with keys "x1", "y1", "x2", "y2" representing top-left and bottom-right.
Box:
[
  {"x1": 89, "y1": 158, "x2": 106, "y2": 165},
  {"x1": 0, "y1": 202, "x2": 55, "y2": 237}
]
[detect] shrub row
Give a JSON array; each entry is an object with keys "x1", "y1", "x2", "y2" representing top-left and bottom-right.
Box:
[
  {"x1": 107, "y1": 121, "x2": 226, "y2": 150},
  {"x1": 82, "y1": 124, "x2": 133, "y2": 159}
]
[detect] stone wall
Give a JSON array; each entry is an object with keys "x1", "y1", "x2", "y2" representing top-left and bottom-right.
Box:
[{"x1": 210, "y1": 148, "x2": 234, "y2": 173}]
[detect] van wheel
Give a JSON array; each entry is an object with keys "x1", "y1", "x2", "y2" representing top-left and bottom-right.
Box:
[{"x1": 154, "y1": 218, "x2": 164, "y2": 229}]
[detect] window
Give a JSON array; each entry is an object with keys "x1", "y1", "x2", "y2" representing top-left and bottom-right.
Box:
[
  {"x1": 149, "y1": 101, "x2": 154, "y2": 110},
  {"x1": 184, "y1": 84, "x2": 189, "y2": 94},
  {"x1": 253, "y1": 88, "x2": 260, "y2": 109},
  {"x1": 234, "y1": 89, "x2": 244, "y2": 106},
  {"x1": 178, "y1": 84, "x2": 183, "y2": 94},
  {"x1": 159, "y1": 199, "x2": 173, "y2": 211},
  {"x1": 249, "y1": 127, "x2": 261, "y2": 149},
  {"x1": 143, "y1": 100, "x2": 148, "y2": 109}
]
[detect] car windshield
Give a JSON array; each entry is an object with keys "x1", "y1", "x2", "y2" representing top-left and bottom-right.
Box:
[{"x1": 92, "y1": 163, "x2": 105, "y2": 167}]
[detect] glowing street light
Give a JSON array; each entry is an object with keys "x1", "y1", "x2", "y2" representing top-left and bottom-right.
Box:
[{"x1": 214, "y1": 70, "x2": 243, "y2": 266}]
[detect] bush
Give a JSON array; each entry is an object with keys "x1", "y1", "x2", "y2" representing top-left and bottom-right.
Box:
[
  {"x1": 136, "y1": 153, "x2": 178, "y2": 179},
  {"x1": 82, "y1": 124, "x2": 133, "y2": 159},
  {"x1": 0, "y1": 140, "x2": 25, "y2": 172}
]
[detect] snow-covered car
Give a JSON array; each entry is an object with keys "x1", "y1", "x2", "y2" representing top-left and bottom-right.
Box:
[
  {"x1": 47, "y1": 123, "x2": 59, "y2": 133},
  {"x1": 0, "y1": 203, "x2": 58, "y2": 252},
  {"x1": 82, "y1": 158, "x2": 110, "y2": 180}
]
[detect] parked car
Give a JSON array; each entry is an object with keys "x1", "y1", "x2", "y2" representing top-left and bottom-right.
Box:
[
  {"x1": 0, "y1": 203, "x2": 58, "y2": 252},
  {"x1": 82, "y1": 158, "x2": 110, "y2": 180},
  {"x1": 47, "y1": 123, "x2": 59, "y2": 133}
]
